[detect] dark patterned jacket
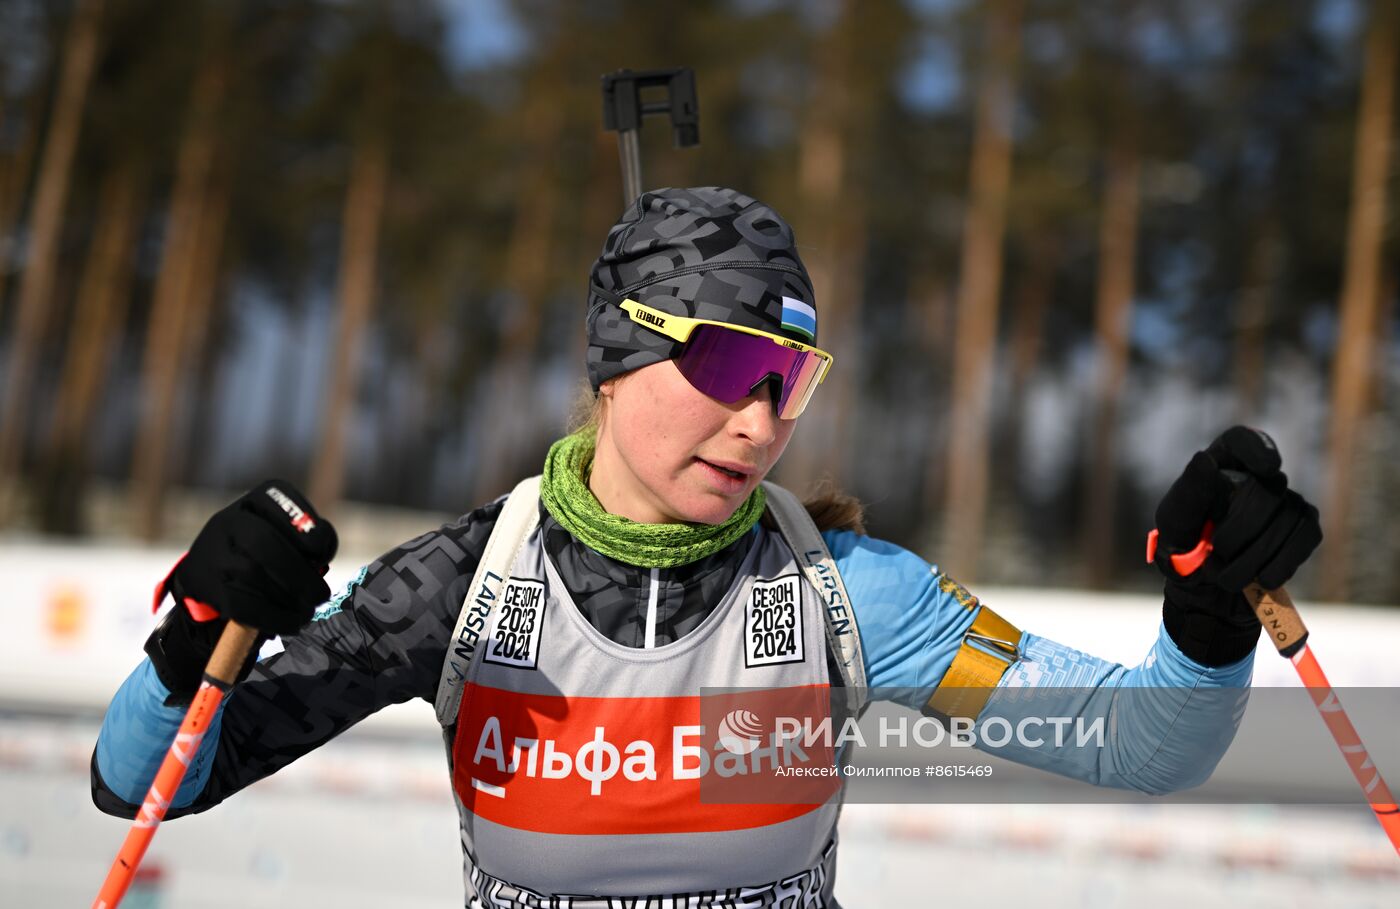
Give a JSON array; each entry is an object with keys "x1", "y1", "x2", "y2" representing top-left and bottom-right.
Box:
[{"x1": 92, "y1": 498, "x2": 845, "y2": 816}]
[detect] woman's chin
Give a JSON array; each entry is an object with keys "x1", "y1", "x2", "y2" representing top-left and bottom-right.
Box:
[{"x1": 669, "y1": 491, "x2": 748, "y2": 525}]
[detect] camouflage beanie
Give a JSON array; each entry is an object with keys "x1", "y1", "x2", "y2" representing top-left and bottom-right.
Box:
[{"x1": 585, "y1": 186, "x2": 818, "y2": 390}]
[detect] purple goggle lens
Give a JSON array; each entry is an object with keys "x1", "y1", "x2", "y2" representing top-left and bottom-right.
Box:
[{"x1": 675, "y1": 325, "x2": 826, "y2": 419}]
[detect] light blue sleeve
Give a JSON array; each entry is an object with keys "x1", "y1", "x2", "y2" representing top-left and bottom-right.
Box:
[
  {"x1": 823, "y1": 529, "x2": 978, "y2": 707},
  {"x1": 94, "y1": 659, "x2": 224, "y2": 809},
  {"x1": 825, "y1": 528, "x2": 1254, "y2": 794},
  {"x1": 978, "y1": 627, "x2": 1252, "y2": 794}
]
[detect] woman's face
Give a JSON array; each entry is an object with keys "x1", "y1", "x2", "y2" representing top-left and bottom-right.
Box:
[{"x1": 591, "y1": 360, "x2": 798, "y2": 525}]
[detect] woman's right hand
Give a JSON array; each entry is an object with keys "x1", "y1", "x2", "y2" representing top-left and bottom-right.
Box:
[{"x1": 145, "y1": 480, "x2": 338, "y2": 704}]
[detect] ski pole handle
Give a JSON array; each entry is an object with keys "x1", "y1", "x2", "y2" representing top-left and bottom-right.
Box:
[
  {"x1": 197, "y1": 619, "x2": 261, "y2": 685},
  {"x1": 1243, "y1": 583, "x2": 1309, "y2": 657},
  {"x1": 93, "y1": 621, "x2": 260, "y2": 908}
]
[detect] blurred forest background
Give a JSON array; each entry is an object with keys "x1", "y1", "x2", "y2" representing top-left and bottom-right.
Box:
[{"x1": 0, "y1": 0, "x2": 1396, "y2": 602}]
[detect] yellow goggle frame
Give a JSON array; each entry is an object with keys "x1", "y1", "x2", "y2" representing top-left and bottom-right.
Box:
[{"x1": 620, "y1": 299, "x2": 834, "y2": 371}]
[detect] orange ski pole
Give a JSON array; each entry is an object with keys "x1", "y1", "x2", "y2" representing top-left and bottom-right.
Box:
[
  {"x1": 1242, "y1": 583, "x2": 1400, "y2": 857},
  {"x1": 1148, "y1": 528, "x2": 1400, "y2": 857},
  {"x1": 92, "y1": 621, "x2": 260, "y2": 908}
]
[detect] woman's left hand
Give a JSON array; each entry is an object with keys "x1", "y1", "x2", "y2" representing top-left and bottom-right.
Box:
[{"x1": 1151, "y1": 426, "x2": 1322, "y2": 667}]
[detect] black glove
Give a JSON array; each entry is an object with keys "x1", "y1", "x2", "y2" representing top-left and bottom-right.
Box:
[
  {"x1": 146, "y1": 480, "x2": 338, "y2": 704},
  {"x1": 1152, "y1": 426, "x2": 1321, "y2": 667}
]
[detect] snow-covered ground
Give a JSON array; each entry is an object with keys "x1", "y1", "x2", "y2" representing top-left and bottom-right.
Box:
[{"x1": 1, "y1": 715, "x2": 1396, "y2": 907}]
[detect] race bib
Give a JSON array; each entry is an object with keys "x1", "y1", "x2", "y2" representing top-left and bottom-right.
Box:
[
  {"x1": 484, "y1": 578, "x2": 546, "y2": 669},
  {"x1": 745, "y1": 575, "x2": 804, "y2": 667}
]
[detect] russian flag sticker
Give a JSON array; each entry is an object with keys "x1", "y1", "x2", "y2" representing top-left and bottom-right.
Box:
[{"x1": 780, "y1": 296, "x2": 817, "y2": 342}]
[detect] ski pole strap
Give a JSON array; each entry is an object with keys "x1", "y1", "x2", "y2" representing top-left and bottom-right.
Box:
[
  {"x1": 924, "y1": 604, "x2": 1021, "y2": 722},
  {"x1": 435, "y1": 475, "x2": 542, "y2": 727},
  {"x1": 761, "y1": 482, "x2": 868, "y2": 718}
]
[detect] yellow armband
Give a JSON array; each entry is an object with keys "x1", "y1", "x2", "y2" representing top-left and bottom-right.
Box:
[{"x1": 924, "y1": 604, "x2": 1021, "y2": 721}]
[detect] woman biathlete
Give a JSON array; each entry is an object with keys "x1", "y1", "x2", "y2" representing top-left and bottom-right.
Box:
[{"x1": 93, "y1": 187, "x2": 1322, "y2": 907}]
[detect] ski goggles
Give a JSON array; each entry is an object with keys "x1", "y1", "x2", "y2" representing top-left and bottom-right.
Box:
[{"x1": 620, "y1": 298, "x2": 833, "y2": 419}]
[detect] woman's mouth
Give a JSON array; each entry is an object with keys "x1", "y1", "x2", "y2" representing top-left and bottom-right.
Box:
[{"x1": 695, "y1": 457, "x2": 752, "y2": 492}]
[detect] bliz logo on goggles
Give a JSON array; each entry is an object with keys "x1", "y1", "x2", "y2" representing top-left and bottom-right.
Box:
[{"x1": 636, "y1": 309, "x2": 668, "y2": 329}]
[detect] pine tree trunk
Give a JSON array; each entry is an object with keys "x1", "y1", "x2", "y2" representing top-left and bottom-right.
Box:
[
  {"x1": 939, "y1": 0, "x2": 1021, "y2": 581},
  {"x1": 1083, "y1": 139, "x2": 1141, "y2": 588},
  {"x1": 1232, "y1": 217, "x2": 1283, "y2": 419},
  {"x1": 472, "y1": 76, "x2": 565, "y2": 503},
  {"x1": 821, "y1": 205, "x2": 867, "y2": 480},
  {"x1": 1002, "y1": 233, "x2": 1058, "y2": 483},
  {"x1": 0, "y1": 0, "x2": 103, "y2": 521},
  {"x1": 163, "y1": 165, "x2": 232, "y2": 492},
  {"x1": 781, "y1": 0, "x2": 864, "y2": 493},
  {"x1": 309, "y1": 134, "x2": 389, "y2": 511},
  {"x1": 1321, "y1": 3, "x2": 1396, "y2": 598},
  {"x1": 38, "y1": 155, "x2": 145, "y2": 533},
  {"x1": 578, "y1": 129, "x2": 624, "y2": 268},
  {"x1": 0, "y1": 76, "x2": 47, "y2": 283},
  {"x1": 1373, "y1": 265, "x2": 1396, "y2": 411},
  {"x1": 908, "y1": 264, "x2": 953, "y2": 512},
  {"x1": 1007, "y1": 237, "x2": 1057, "y2": 406},
  {"x1": 130, "y1": 54, "x2": 228, "y2": 540}
]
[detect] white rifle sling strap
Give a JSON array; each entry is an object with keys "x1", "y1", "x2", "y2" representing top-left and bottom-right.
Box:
[
  {"x1": 434, "y1": 474, "x2": 541, "y2": 726},
  {"x1": 435, "y1": 476, "x2": 868, "y2": 723},
  {"x1": 761, "y1": 481, "x2": 869, "y2": 717}
]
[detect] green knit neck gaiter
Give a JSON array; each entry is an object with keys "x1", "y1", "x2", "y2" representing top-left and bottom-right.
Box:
[{"x1": 539, "y1": 428, "x2": 766, "y2": 568}]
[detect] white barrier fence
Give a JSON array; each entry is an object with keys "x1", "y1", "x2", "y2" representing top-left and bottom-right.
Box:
[{"x1": 2, "y1": 537, "x2": 1397, "y2": 721}]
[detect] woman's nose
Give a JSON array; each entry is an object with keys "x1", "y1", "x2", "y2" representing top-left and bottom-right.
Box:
[{"x1": 731, "y1": 381, "x2": 781, "y2": 445}]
